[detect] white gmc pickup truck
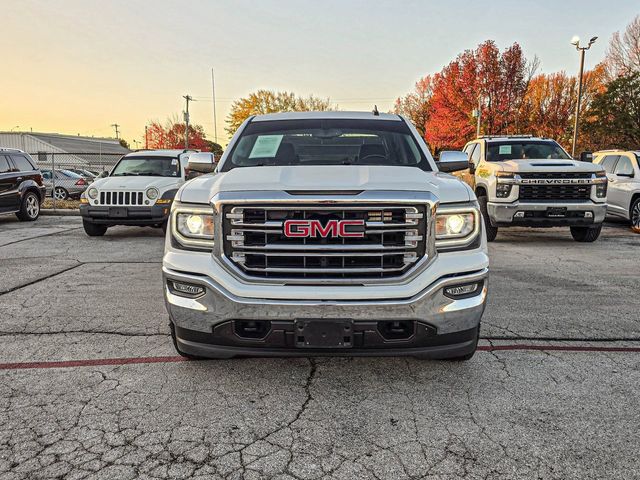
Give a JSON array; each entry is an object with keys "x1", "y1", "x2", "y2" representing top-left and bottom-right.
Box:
[{"x1": 163, "y1": 112, "x2": 488, "y2": 360}]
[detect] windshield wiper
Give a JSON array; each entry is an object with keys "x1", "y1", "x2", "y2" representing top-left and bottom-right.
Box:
[
  {"x1": 136, "y1": 172, "x2": 163, "y2": 176},
  {"x1": 112, "y1": 172, "x2": 138, "y2": 176}
]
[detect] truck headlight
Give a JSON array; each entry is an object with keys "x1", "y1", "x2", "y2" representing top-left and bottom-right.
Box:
[
  {"x1": 495, "y1": 171, "x2": 514, "y2": 198},
  {"x1": 171, "y1": 205, "x2": 215, "y2": 249},
  {"x1": 595, "y1": 170, "x2": 607, "y2": 198},
  {"x1": 146, "y1": 187, "x2": 159, "y2": 200},
  {"x1": 87, "y1": 187, "x2": 98, "y2": 199},
  {"x1": 435, "y1": 207, "x2": 480, "y2": 250}
]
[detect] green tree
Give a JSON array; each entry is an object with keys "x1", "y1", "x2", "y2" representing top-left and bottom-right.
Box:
[
  {"x1": 584, "y1": 72, "x2": 640, "y2": 149},
  {"x1": 226, "y1": 90, "x2": 334, "y2": 136}
]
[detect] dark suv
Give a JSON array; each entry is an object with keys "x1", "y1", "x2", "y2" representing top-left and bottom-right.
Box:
[{"x1": 0, "y1": 149, "x2": 46, "y2": 221}]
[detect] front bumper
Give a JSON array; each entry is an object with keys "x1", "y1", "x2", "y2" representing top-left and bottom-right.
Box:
[
  {"x1": 163, "y1": 266, "x2": 488, "y2": 358},
  {"x1": 80, "y1": 205, "x2": 171, "y2": 226},
  {"x1": 487, "y1": 201, "x2": 607, "y2": 227}
]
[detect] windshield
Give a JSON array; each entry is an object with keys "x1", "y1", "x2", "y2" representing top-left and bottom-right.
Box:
[
  {"x1": 222, "y1": 119, "x2": 431, "y2": 171},
  {"x1": 59, "y1": 170, "x2": 83, "y2": 178},
  {"x1": 486, "y1": 141, "x2": 571, "y2": 161},
  {"x1": 111, "y1": 156, "x2": 180, "y2": 177}
]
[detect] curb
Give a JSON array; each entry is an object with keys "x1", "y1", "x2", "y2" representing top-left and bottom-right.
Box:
[{"x1": 41, "y1": 209, "x2": 81, "y2": 217}]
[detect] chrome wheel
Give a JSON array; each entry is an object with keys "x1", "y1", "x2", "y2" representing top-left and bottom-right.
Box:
[
  {"x1": 53, "y1": 187, "x2": 68, "y2": 200},
  {"x1": 26, "y1": 195, "x2": 39, "y2": 219},
  {"x1": 632, "y1": 200, "x2": 640, "y2": 232}
]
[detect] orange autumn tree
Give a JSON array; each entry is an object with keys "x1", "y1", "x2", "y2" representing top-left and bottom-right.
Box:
[
  {"x1": 146, "y1": 117, "x2": 223, "y2": 153},
  {"x1": 424, "y1": 41, "x2": 537, "y2": 151}
]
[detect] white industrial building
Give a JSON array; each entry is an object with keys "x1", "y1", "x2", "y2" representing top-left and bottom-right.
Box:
[{"x1": 0, "y1": 132, "x2": 129, "y2": 167}]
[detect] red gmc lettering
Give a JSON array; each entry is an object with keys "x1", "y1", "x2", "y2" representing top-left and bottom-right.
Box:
[{"x1": 283, "y1": 219, "x2": 365, "y2": 238}]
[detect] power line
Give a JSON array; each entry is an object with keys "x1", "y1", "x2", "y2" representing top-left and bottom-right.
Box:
[{"x1": 110, "y1": 123, "x2": 120, "y2": 139}]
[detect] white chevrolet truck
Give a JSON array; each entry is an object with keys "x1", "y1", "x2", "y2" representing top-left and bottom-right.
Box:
[
  {"x1": 163, "y1": 112, "x2": 488, "y2": 360},
  {"x1": 463, "y1": 136, "x2": 608, "y2": 242}
]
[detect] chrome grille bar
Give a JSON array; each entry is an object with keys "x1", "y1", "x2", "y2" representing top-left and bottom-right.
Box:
[{"x1": 223, "y1": 205, "x2": 427, "y2": 280}]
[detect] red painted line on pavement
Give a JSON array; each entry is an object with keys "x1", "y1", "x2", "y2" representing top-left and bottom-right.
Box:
[
  {"x1": 0, "y1": 355, "x2": 188, "y2": 370},
  {"x1": 478, "y1": 345, "x2": 640, "y2": 353},
  {"x1": 1, "y1": 345, "x2": 639, "y2": 371}
]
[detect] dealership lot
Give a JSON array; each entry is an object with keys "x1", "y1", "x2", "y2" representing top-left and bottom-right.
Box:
[{"x1": 0, "y1": 216, "x2": 639, "y2": 480}]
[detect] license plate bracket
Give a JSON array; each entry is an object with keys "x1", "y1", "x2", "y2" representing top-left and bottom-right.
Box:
[
  {"x1": 295, "y1": 319, "x2": 353, "y2": 348},
  {"x1": 109, "y1": 207, "x2": 128, "y2": 218},
  {"x1": 546, "y1": 207, "x2": 567, "y2": 218}
]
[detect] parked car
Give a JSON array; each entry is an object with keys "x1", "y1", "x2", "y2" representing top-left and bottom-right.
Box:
[
  {"x1": 0, "y1": 148, "x2": 46, "y2": 221},
  {"x1": 41, "y1": 169, "x2": 89, "y2": 200},
  {"x1": 462, "y1": 135, "x2": 608, "y2": 242},
  {"x1": 163, "y1": 111, "x2": 488, "y2": 361},
  {"x1": 79, "y1": 149, "x2": 207, "y2": 236},
  {"x1": 592, "y1": 150, "x2": 640, "y2": 231},
  {"x1": 67, "y1": 168, "x2": 99, "y2": 181}
]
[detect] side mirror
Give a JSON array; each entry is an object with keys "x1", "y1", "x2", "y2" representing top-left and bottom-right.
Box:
[
  {"x1": 437, "y1": 151, "x2": 470, "y2": 173},
  {"x1": 580, "y1": 151, "x2": 593, "y2": 162},
  {"x1": 98, "y1": 171, "x2": 109, "y2": 178},
  {"x1": 186, "y1": 152, "x2": 216, "y2": 174}
]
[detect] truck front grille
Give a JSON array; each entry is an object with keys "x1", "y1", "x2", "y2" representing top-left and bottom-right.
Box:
[
  {"x1": 222, "y1": 205, "x2": 427, "y2": 280},
  {"x1": 518, "y1": 173, "x2": 593, "y2": 201},
  {"x1": 519, "y1": 184, "x2": 591, "y2": 201},
  {"x1": 99, "y1": 191, "x2": 145, "y2": 206}
]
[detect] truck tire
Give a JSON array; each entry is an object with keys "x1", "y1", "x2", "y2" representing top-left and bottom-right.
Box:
[
  {"x1": 478, "y1": 196, "x2": 498, "y2": 242},
  {"x1": 631, "y1": 197, "x2": 640, "y2": 233},
  {"x1": 83, "y1": 220, "x2": 108, "y2": 237},
  {"x1": 16, "y1": 191, "x2": 40, "y2": 221},
  {"x1": 570, "y1": 225, "x2": 602, "y2": 242}
]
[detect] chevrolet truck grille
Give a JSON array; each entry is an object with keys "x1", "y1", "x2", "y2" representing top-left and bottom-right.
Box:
[
  {"x1": 518, "y1": 173, "x2": 592, "y2": 201},
  {"x1": 222, "y1": 205, "x2": 427, "y2": 280}
]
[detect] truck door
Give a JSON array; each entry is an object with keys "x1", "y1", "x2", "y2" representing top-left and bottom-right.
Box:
[
  {"x1": 0, "y1": 155, "x2": 20, "y2": 211},
  {"x1": 610, "y1": 154, "x2": 636, "y2": 218}
]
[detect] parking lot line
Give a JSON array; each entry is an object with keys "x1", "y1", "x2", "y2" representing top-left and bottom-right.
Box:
[{"x1": 1, "y1": 343, "x2": 639, "y2": 371}]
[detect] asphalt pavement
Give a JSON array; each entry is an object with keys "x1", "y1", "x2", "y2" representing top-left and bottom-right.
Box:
[{"x1": 0, "y1": 215, "x2": 638, "y2": 480}]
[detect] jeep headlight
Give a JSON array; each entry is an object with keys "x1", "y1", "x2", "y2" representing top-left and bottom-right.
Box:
[
  {"x1": 172, "y1": 205, "x2": 215, "y2": 249},
  {"x1": 435, "y1": 207, "x2": 480, "y2": 250},
  {"x1": 87, "y1": 187, "x2": 98, "y2": 199},
  {"x1": 146, "y1": 187, "x2": 159, "y2": 200}
]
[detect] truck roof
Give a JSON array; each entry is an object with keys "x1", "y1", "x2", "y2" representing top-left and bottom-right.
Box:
[
  {"x1": 125, "y1": 149, "x2": 195, "y2": 157},
  {"x1": 251, "y1": 111, "x2": 402, "y2": 122},
  {"x1": 478, "y1": 135, "x2": 552, "y2": 142}
]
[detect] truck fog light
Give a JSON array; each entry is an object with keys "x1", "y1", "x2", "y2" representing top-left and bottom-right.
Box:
[
  {"x1": 444, "y1": 281, "x2": 483, "y2": 299},
  {"x1": 170, "y1": 280, "x2": 205, "y2": 297},
  {"x1": 585, "y1": 211, "x2": 593, "y2": 218},
  {"x1": 514, "y1": 211, "x2": 525, "y2": 218}
]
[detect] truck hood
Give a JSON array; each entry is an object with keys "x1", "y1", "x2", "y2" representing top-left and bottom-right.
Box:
[
  {"x1": 179, "y1": 166, "x2": 472, "y2": 204},
  {"x1": 90, "y1": 176, "x2": 180, "y2": 191},
  {"x1": 497, "y1": 158, "x2": 603, "y2": 173}
]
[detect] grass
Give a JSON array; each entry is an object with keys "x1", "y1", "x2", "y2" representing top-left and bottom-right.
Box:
[{"x1": 42, "y1": 199, "x2": 81, "y2": 210}]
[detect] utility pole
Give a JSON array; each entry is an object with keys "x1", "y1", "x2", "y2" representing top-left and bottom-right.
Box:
[
  {"x1": 111, "y1": 123, "x2": 120, "y2": 139},
  {"x1": 211, "y1": 68, "x2": 218, "y2": 144},
  {"x1": 570, "y1": 35, "x2": 597, "y2": 158},
  {"x1": 145, "y1": 125, "x2": 148, "y2": 149},
  {"x1": 474, "y1": 97, "x2": 482, "y2": 138},
  {"x1": 183, "y1": 94, "x2": 194, "y2": 149}
]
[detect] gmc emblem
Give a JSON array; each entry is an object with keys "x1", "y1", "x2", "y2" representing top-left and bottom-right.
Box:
[{"x1": 284, "y1": 219, "x2": 365, "y2": 238}]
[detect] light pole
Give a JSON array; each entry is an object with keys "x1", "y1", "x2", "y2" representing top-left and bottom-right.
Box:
[{"x1": 570, "y1": 35, "x2": 597, "y2": 158}]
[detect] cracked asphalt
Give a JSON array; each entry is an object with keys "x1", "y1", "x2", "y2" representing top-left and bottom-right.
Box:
[{"x1": 0, "y1": 215, "x2": 639, "y2": 479}]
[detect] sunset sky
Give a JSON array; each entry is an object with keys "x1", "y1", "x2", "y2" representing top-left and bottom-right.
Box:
[{"x1": 2, "y1": 0, "x2": 638, "y2": 146}]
